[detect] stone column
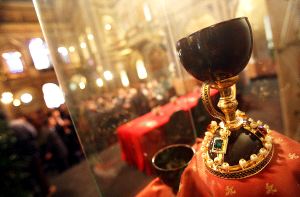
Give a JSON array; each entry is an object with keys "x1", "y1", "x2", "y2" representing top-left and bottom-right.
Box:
[{"x1": 265, "y1": 0, "x2": 300, "y2": 140}]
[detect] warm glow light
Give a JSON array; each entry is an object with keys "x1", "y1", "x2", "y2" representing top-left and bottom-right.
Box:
[
  {"x1": 96, "y1": 78, "x2": 104, "y2": 87},
  {"x1": 120, "y1": 70, "x2": 130, "y2": 87},
  {"x1": 69, "y1": 83, "x2": 77, "y2": 91},
  {"x1": 103, "y1": 70, "x2": 113, "y2": 81},
  {"x1": 264, "y1": 16, "x2": 274, "y2": 49},
  {"x1": 120, "y1": 48, "x2": 132, "y2": 56},
  {"x1": 42, "y1": 83, "x2": 65, "y2": 108},
  {"x1": 20, "y1": 93, "x2": 33, "y2": 104},
  {"x1": 80, "y1": 42, "x2": 87, "y2": 49},
  {"x1": 104, "y1": 24, "x2": 112, "y2": 30},
  {"x1": 29, "y1": 38, "x2": 51, "y2": 70},
  {"x1": 58, "y1": 47, "x2": 69, "y2": 56},
  {"x1": 143, "y1": 3, "x2": 152, "y2": 22},
  {"x1": 2, "y1": 52, "x2": 24, "y2": 73},
  {"x1": 69, "y1": 46, "x2": 75, "y2": 52},
  {"x1": 87, "y1": 34, "x2": 94, "y2": 40},
  {"x1": 13, "y1": 99, "x2": 21, "y2": 107},
  {"x1": 168, "y1": 62, "x2": 175, "y2": 72},
  {"x1": 242, "y1": 0, "x2": 253, "y2": 12},
  {"x1": 136, "y1": 59, "x2": 147, "y2": 79},
  {"x1": 79, "y1": 82, "x2": 86, "y2": 89},
  {"x1": 57, "y1": 46, "x2": 69, "y2": 63},
  {"x1": 1, "y1": 92, "x2": 13, "y2": 104},
  {"x1": 2, "y1": 52, "x2": 21, "y2": 59}
]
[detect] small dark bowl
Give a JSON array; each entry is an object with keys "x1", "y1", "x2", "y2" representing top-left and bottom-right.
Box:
[
  {"x1": 152, "y1": 144, "x2": 195, "y2": 193},
  {"x1": 176, "y1": 17, "x2": 253, "y2": 83}
]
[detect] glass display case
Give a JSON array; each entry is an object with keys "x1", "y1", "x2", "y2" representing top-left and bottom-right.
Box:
[{"x1": 33, "y1": 0, "x2": 299, "y2": 196}]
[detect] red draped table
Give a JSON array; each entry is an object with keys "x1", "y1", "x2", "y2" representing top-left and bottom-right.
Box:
[
  {"x1": 137, "y1": 131, "x2": 300, "y2": 196},
  {"x1": 117, "y1": 90, "x2": 218, "y2": 175}
]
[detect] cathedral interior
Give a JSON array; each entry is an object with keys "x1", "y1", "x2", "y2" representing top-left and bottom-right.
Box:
[{"x1": 0, "y1": 0, "x2": 299, "y2": 196}]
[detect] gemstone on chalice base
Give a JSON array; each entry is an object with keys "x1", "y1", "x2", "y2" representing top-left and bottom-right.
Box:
[
  {"x1": 258, "y1": 125, "x2": 268, "y2": 136},
  {"x1": 214, "y1": 139, "x2": 223, "y2": 149}
]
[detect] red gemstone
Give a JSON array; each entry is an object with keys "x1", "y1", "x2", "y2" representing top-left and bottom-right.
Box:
[
  {"x1": 207, "y1": 124, "x2": 212, "y2": 130},
  {"x1": 258, "y1": 125, "x2": 267, "y2": 136}
]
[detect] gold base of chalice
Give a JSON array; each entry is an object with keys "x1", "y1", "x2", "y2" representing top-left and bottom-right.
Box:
[{"x1": 200, "y1": 76, "x2": 274, "y2": 179}]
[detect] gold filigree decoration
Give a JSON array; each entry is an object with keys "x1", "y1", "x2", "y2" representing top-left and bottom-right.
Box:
[
  {"x1": 266, "y1": 183, "x2": 277, "y2": 195},
  {"x1": 288, "y1": 153, "x2": 299, "y2": 160},
  {"x1": 225, "y1": 186, "x2": 236, "y2": 196}
]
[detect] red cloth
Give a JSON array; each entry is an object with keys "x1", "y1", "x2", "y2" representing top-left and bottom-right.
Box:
[
  {"x1": 117, "y1": 90, "x2": 218, "y2": 174},
  {"x1": 136, "y1": 131, "x2": 300, "y2": 197}
]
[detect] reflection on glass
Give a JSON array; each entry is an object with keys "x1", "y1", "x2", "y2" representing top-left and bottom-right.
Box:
[
  {"x1": 143, "y1": 3, "x2": 152, "y2": 22},
  {"x1": 96, "y1": 78, "x2": 104, "y2": 87},
  {"x1": 104, "y1": 24, "x2": 112, "y2": 30},
  {"x1": 57, "y1": 47, "x2": 70, "y2": 63},
  {"x1": 103, "y1": 70, "x2": 113, "y2": 81},
  {"x1": 80, "y1": 42, "x2": 87, "y2": 49},
  {"x1": 33, "y1": 0, "x2": 195, "y2": 194},
  {"x1": 69, "y1": 46, "x2": 75, "y2": 52}
]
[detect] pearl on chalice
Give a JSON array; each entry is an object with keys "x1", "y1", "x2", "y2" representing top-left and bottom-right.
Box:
[
  {"x1": 257, "y1": 120, "x2": 263, "y2": 125},
  {"x1": 205, "y1": 131, "x2": 213, "y2": 138},
  {"x1": 265, "y1": 135, "x2": 272, "y2": 143},
  {"x1": 207, "y1": 159, "x2": 214, "y2": 167},
  {"x1": 200, "y1": 146, "x2": 207, "y2": 152},
  {"x1": 265, "y1": 142, "x2": 272, "y2": 150},
  {"x1": 259, "y1": 148, "x2": 267, "y2": 156},
  {"x1": 221, "y1": 162, "x2": 229, "y2": 170},
  {"x1": 250, "y1": 154, "x2": 258, "y2": 162},
  {"x1": 239, "y1": 159, "x2": 247, "y2": 168},
  {"x1": 202, "y1": 153, "x2": 207, "y2": 160},
  {"x1": 250, "y1": 122, "x2": 258, "y2": 129},
  {"x1": 214, "y1": 157, "x2": 222, "y2": 164},
  {"x1": 211, "y1": 121, "x2": 217, "y2": 127}
]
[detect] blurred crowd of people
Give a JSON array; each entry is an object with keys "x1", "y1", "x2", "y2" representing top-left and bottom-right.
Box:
[
  {"x1": 9, "y1": 104, "x2": 82, "y2": 196},
  {"x1": 78, "y1": 80, "x2": 177, "y2": 153},
  {"x1": 4, "y1": 79, "x2": 176, "y2": 196},
  {"x1": 84, "y1": 80, "x2": 176, "y2": 116}
]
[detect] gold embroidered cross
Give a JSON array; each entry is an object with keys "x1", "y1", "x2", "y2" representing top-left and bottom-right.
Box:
[
  {"x1": 192, "y1": 165, "x2": 197, "y2": 172},
  {"x1": 225, "y1": 186, "x2": 236, "y2": 196},
  {"x1": 274, "y1": 138, "x2": 283, "y2": 144},
  {"x1": 178, "y1": 182, "x2": 183, "y2": 193},
  {"x1": 266, "y1": 183, "x2": 277, "y2": 195},
  {"x1": 288, "y1": 153, "x2": 299, "y2": 160}
]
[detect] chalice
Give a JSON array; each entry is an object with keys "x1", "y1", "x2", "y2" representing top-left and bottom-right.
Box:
[{"x1": 176, "y1": 17, "x2": 274, "y2": 179}]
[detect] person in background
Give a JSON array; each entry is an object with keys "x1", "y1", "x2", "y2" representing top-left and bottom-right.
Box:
[
  {"x1": 129, "y1": 88, "x2": 151, "y2": 116},
  {"x1": 10, "y1": 115, "x2": 56, "y2": 196},
  {"x1": 52, "y1": 107, "x2": 82, "y2": 165},
  {"x1": 41, "y1": 116, "x2": 69, "y2": 173}
]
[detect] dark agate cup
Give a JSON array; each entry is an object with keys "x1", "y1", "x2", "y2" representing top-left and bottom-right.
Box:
[
  {"x1": 152, "y1": 144, "x2": 195, "y2": 193},
  {"x1": 176, "y1": 17, "x2": 253, "y2": 83}
]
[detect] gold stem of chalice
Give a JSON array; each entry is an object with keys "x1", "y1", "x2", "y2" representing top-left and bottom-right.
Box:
[{"x1": 202, "y1": 76, "x2": 243, "y2": 130}]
